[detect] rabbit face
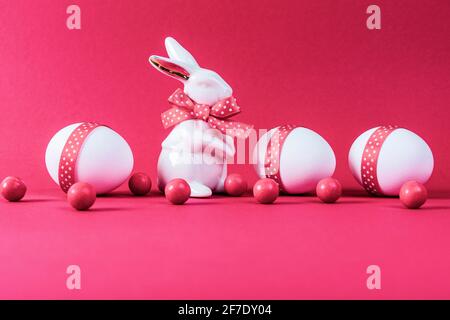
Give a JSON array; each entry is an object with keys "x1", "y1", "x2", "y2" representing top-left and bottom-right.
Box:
[
  {"x1": 149, "y1": 37, "x2": 233, "y2": 106},
  {"x1": 185, "y1": 69, "x2": 232, "y2": 105}
]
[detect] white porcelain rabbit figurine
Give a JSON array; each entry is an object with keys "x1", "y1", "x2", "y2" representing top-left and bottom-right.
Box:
[{"x1": 149, "y1": 37, "x2": 250, "y2": 197}]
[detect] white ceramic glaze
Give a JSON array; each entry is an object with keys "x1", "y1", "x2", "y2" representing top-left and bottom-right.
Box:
[{"x1": 149, "y1": 37, "x2": 235, "y2": 197}]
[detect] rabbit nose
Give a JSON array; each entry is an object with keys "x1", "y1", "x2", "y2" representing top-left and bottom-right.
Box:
[{"x1": 197, "y1": 81, "x2": 214, "y2": 88}]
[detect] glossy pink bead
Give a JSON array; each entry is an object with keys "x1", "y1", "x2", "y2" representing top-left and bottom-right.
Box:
[
  {"x1": 253, "y1": 178, "x2": 279, "y2": 204},
  {"x1": 224, "y1": 174, "x2": 247, "y2": 196},
  {"x1": 129, "y1": 172, "x2": 152, "y2": 196},
  {"x1": 316, "y1": 177, "x2": 342, "y2": 203},
  {"x1": 67, "y1": 182, "x2": 96, "y2": 211},
  {"x1": 1, "y1": 176, "x2": 27, "y2": 202},
  {"x1": 165, "y1": 179, "x2": 191, "y2": 205},
  {"x1": 399, "y1": 181, "x2": 428, "y2": 209}
]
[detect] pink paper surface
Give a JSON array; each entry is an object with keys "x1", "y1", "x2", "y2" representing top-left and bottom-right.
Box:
[
  {"x1": 0, "y1": 0, "x2": 450, "y2": 299},
  {"x1": 1, "y1": 189, "x2": 450, "y2": 299}
]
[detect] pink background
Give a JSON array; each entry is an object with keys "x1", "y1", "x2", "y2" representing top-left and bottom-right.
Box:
[{"x1": 0, "y1": 0, "x2": 450, "y2": 299}]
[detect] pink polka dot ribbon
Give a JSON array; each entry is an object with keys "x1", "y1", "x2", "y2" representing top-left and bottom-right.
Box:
[
  {"x1": 58, "y1": 122, "x2": 101, "y2": 193},
  {"x1": 361, "y1": 125, "x2": 398, "y2": 195},
  {"x1": 264, "y1": 125, "x2": 297, "y2": 192},
  {"x1": 161, "y1": 88, "x2": 253, "y2": 138}
]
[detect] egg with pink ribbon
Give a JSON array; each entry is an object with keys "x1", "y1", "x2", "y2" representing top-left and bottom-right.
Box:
[
  {"x1": 45, "y1": 122, "x2": 134, "y2": 194},
  {"x1": 348, "y1": 125, "x2": 434, "y2": 196},
  {"x1": 253, "y1": 125, "x2": 336, "y2": 194}
]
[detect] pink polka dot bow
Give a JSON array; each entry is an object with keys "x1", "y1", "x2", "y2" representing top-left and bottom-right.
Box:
[{"x1": 161, "y1": 88, "x2": 253, "y2": 138}]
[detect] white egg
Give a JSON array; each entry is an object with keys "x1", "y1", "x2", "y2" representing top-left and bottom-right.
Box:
[
  {"x1": 45, "y1": 123, "x2": 134, "y2": 194},
  {"x1": 348, "y1": 126, "x2": 434, "y2": 196},
  {"x1": 253, "y1": 126, "x2": 336, "y2": 194}
]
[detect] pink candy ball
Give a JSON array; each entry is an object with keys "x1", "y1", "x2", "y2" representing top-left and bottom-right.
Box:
[
  {"x1": 67, "y1": 182, "x2": 96, "y2": 211},
  {"x1": 165, "y1": 179, "x2": 191, "y2": 205},
  {"x1": 399, "y1": 181, "x2": 428, "y2": 209},
  {"x1": 224, "y1": 174, "x2": 247, "y2": 196},
  {"x1": 316, "y1": 177, "x2": 342, "y2": 203},
  {"x1": 129, "y1": 172, "x2": 152, "y2": 196},
  {"x1": 253, "y1": 178, "x2": 279, "y2": 204},
  {"x1": 1, "y1": 176, "x2": 27, "y2": 202}
]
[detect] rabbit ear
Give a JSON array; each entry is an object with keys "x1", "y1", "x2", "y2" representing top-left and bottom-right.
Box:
[
  {"x1": 165, "y1": 37, "x2": 199, "y2": 68},
  {"x1": 149, "y1": 55, "x2": 192, "y2": 81}
]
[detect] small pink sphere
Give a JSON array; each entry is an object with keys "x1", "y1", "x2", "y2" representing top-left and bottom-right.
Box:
[
  {"x1": 399, "y1": 181, "x2": 428, "y2": 209},
  {"x1": 253, "y1": 178, "x2": 279, "y2": 204},
  {"x1": 1, "y1": 176, "x2": 27, "y2": 202},
  {"x1": 224, "y1": 174, "x2": 247, "y2": 196},
  {"x1": 316, "y1": 177, "x2": 342, "y2": 203},
  {"x1": 67, "y1": 182, "x2": 96, "y2": 211},
  {"x1": 129, "y1": 172, "x2": 152, "y2": 196},
  {"x1": 165, "y1": 179, "x2": 191, "y2": 205}
]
